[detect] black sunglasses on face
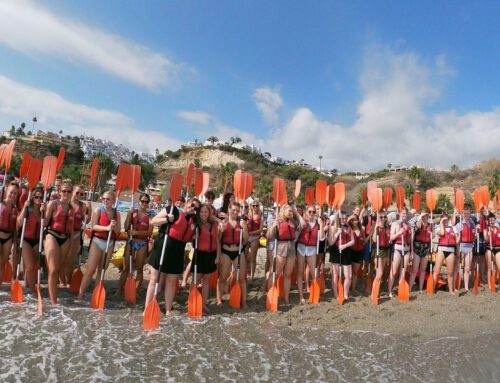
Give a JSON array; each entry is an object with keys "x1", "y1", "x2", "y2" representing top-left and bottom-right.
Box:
[{"x1": 140, "y1": 200, "x2": 150, "y2": 203}]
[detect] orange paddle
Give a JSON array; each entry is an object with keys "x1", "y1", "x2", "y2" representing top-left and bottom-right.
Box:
[
  {"x1": 201, "y1": 172, "x2": 210, "y2": 197},
  {"x1": 37, "y1": 156, "x2": 58, "y2": 313},
  {"x1": 361, "y1": 188, "x2": 367, "y2": 207},
  {"x1": 209, "y1": 271, "x2": 218, "y2": 290},
  {"x1": 426, "y1": 189, "x2": 437, "y2": 218},
  {"x1": 398, "y1": 230, "x2": 410, "y2": 302},
  {"x1": 383, "y1": 187, "x2": 393, "y2": 210},
  {"x1": 334, "y1": 182, "x2": 345, "y2": 211},
  {"x1": 294, "y1": 179, "x2": 301, "y2": 200},
  {"x1": 371, "y1": 188, "x2": 383, "y2": 305},
  {"x1": 194, "y1": 168, "x2": 203, "y2": 197},
  {"x1": 315, "y1": 180, "x2": 327, "y2": 206},
  {"x1": 326, "y1": 184, "x2": 335, "y2": 210},
  {"x1": 143, "y1": 172, "x2": 184, "y2": 330},
  {"x1": 455, "y1": 189, "x2": 464, "y2": 213},
  {"x1": 91, "y1": 163, "x2": 129, "y2": 310},
  {"x1": 272, "y1": 177, "x2": 287, "y2": 207},
  {"x1": 305, "y1": 187, "x2": 315, "y2": 206},
  {"x1": 188, "y1": 229, "x2": 203, "y2": 318},
  {"x1": 413, "y1": 191, "x2": 422, "y2": 212},
  {"x1": 396, "y1": 186, "x2": 405, "y2": 212},
  {"x1": 426, "y1": 257, "x2": 435, "y2": 295},
  {"x1": 56, "y1": 147, "x2": 65, "y2": 172},
  {"x1": 124, "y1": 164, "x2": 141, "y2": 304},
  {"x1": 233, "y1": 170, "x2": 242, "y2": 200},
  {"x1": 89, "y1": 158, "x2": 99, "y2": 197},
  {"x1": 19, "y1": 151, "x2": 31, "y2": 179}
]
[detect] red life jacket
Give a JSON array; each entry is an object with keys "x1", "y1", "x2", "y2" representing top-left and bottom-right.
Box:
[
  {"x1": 73, "y1": 201, "x2": 85, "y2": 232},
  {"x1": 132, "y1": 211, "x2": 150, "y2": 240},
  {"x1": 489, "y1": 227, "x2": 500, "y2": 247},
  {"x1": 394, "y1": 222, "x2": 411, "y2": 245},
  {"x1": 49, "y1": 201, "x2": 73, "y2": 235},
  {"x1": 479, "y1": 215, "x2": 487, "y2": 233},
  {"x1": 365, "y1": 215, "x2": 375, "y2": 236},
  {"x1": 198, "y1": 223, "x2": 217, "y2": 252},
  {"x1": 297, "y1": 222, "x2": 319, "y2": 246},
  {"x1": 414, "y1": 223, "x2": 432, "y2": 243},
  {"x1": 352, "y1": 229, "x2": 365, "y2": 251},
  {"x1": 221, "y1": 220, "x2": 242, "y2": 245},
  {"x1": 24, "y1": 208, "x2": 41, "y2": 240},
  {"x1": 375, "y1": 226, "x2": 391, "y2": 248},
  {"x1": 460, "y1": 220, "x2": 475, "y2": 243},
  {"x1": 93, "y1": 207, "x2": 118, "y2": 240},
  {"x1": 0, "y1": 203, "x2": 17, "y2": 233},
  {"x1": 248, "y1": 215, "x2": 261, "y2": 232},
  {"x1": 277, "y1": 219, "x2": 295, "y2": 241},
  {"x1": 168, "y1": 212, "x2": 195, "y2": 243},
  {"x1": 438, "y1": 226, "x2": 456, "y2": 246},
  {"x1": 335, "y1": 226, "x2": 352, "y2": 246}
]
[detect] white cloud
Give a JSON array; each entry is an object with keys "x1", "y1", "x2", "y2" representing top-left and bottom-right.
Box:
[
  {"x1": 177, "y1": 111, "x2": 212, "y2": 125},
  {"x1": 252, "y1": 86, "x2": 283, "y2": 126},
  {"x1": 263, "y1": 46, "x2": 500, "y2": 172},
  {"x1": 0, "y1": 75, "x2": 181, "y2": 153},
  {"x1": 0, "y1": 1, "x2": 187, "y2": 90}
]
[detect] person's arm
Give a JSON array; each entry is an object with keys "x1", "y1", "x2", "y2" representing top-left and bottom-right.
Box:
[
  {"x1": 151, "y1": 207, "x2": 178, "y2": 227},
  {"x1": 340, "y1": 231, "x2": 355, "y2": 251},
  {"x1": 241, "y1": 218, "x2": 249, "y2": 244},
  {"x1": 124, "y1": 210, "x2": 132, "y2": 231},
  {"x1": 266, "y1": 218, "x2": 278, "y2": 241},
  {"x1": 17, "y1": 201, "x2": 30, "y2": 229},
  {"x1": 390, "y1": 222, "x2": 402, "y2": 241},
  {"x1": 113, "y1": 211, "x2": 121, "y2": 235},
  {"x1": 215, "y1": 224, "x2": 222, "y2": 264}
]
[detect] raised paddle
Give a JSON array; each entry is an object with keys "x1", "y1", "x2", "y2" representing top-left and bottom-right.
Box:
[
  {"x1": 396, "y1": 186, "x2": 405, "y2": 212},
  {"x1": 315, "y1": 180, "x2": 327, "y2": 207},
  {"x1": 88, "y1": 157, "x2": 100, "y2": 200},
  {"x1": 143, "y1": 172, "x2": 184, "y2": 331},
  {"x1": 370, "y1": 188, "x2": 383, "y2": 305},
  {"x1": 11, "y1": 158, "x2": 42, "y2": 303},
  {"x1": 19, "y1": 151, "x2": 31, "y2": 179},
  {"x1": 90, "y1": 163, "x2": 128, "y2": 310},
  {"x1": 305, "y1": 187, "x2": 315, "y2": 206},
  {"x1": 56, "y1": 147, "x2": 65, "y2": 172},
  {"x1": 334, "y1": 182, "x2": 345, "y2": 211},
  {"x1": 233, "y1": 170, "x2": 242, "y2": 201},
  {"x1": 185, "y1": 163, "x2": 195, "y2": 198},
  {"x1": 362, "y1": 188, "x2": 367, "y2": 207},
  {"x1": 294, "y1": 179, "x2": 301, "y2": 200},
  {"x1": 413, "y1": 191, "x2": 422, "y2": 212},
  {"x1": 37, "y1": 156, "x2": 58, "y2": 313},
  {"x1": 194, "y1": 168, "x2": 203, "y2": 198},
  {"x1": 187, "y1": 228, "x2": 202, "y2": 318},
  {"x1": 125, "y1": 164, "x2": 141, "y2": 304},
  {"x1": 383, "y1": 187, "x2": 393, "y2": 210}
]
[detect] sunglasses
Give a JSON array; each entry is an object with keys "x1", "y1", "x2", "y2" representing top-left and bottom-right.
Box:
[
  {"x1": 140, "y1": 200, "x2": 150, "y2": 204},
  {"x1": 252, "y1": 205, "x2": 259, "y2": 208},
  {"x1": 61, "y1": 189, "x2": 72, "y2": 194},
  {"x1": 33, "y1": 196, "x2": 43, "y2": 200},
  {"x1": 308, "y1": 210, "x2": 316, "y2": 214},
  {"x1": 76, "y1": 192, "x2": 85, "y2": 196},
  {"x1": 379, "y1": 216, "x2": 387, "y2": 219}
]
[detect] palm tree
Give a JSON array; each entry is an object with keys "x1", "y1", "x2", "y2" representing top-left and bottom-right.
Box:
[
  {"x1": 318, "y1": 155, "x2": 323, "y2": 171},
  {"x1": 207, "y1": 136, "x2": 219, "y2": 145}
]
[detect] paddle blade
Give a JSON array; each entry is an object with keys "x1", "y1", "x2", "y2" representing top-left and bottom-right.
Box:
[
  {"x1": 454, "y1": 189, "x2": 464, "y2": 213},
  {"x1": 426, "y1": 189, "x2": 437, "y2": 213},
  {"x1": 413, "y1": 191, "x2": 422, "y2": 212},
  {"x1": 129, "y1": 165, "x2": 142, "y2": 194},
  {"x1": 41, "y1": 156, "x2": 58, "y2": 191},
  {"x1": 194, "y1": 169, "x2": 203, "y2": 196},
  {"x1": 143, "y1": 298, "x2": 161, "y2": 331},
  {"x1": 90, "y1": 282, "x2": 106, "y2": 310},
  {"x1": 398, "y1": 278, "x2": 410, "y2": 301},
  {"x1": 202, "y1": 172, "x2": 211, "y2": 196},
  {"x1": 370, "y1": 188, "x2": 383, "y2": 213},
  {"x1": 170, "y1": 173, "x2": 184, "y2": 202},
  {"x1": 365, "y1": 273, "x2": 372, "y2": 295},
  {"x1": 396, "y1": 186, "x2": 405, "y2": 212},
  {"x1": 326, "y1": 184, "x2": 336, "y2": 208},
  {"x1": 3, "y1": 261, "x2": 12, "y2": 282},
  {"x1": 495, "y1": 190, "x2": 500, "y2": 211},
  {"x1": 266, "y1": 284, "x2": 278, "y2": 312},
  {"x1": 0, "y1": 144, "x2": 6, "y2": 169},
  {"x1": 480, "y1": 185, "x2": 490, "y2": 209},
  {"x1": 367, "y1": 181, "x2": 377, "y2": 194},
  {"x1": 229, "y1": 282, "x2": 241, "y2": 309},
  {"x1": 209, "y1": 271, "x2": 218, "y2": 289},
  {"x1": 19, "y1": 151, "x2": 31, "y2": 179},
  {"x1": 383, "y1": 187, "x2": 393, "y2": 209},
  {"x1": 319, "y1": 271, "x2": 326, "y2": 294},
  {"x1": 294, "y1": 179, "x2": 301, "y2": 199},
  {"x1": 186, "y1": 163, "x2": 195, "y2": 194},
  {"x1": 273, "y1": 177, "x2": 287, "y2": 207},
  {"x1": 234, "y1": 170, "x2": 242, "y2": 200},
  {"x1": 473, "y1": 189, "x2": 482, "y2": 213},
  {"x1": 27, "y1": 158, "x2": 42, "y2": 191},
  {"x1": 11, "y1": 277, "x2": 23, "y2": 303},
  {"x1": 4, "y1": 139, "x2": 16, "y2": 173},
  {"x1": 124, "y1": 275, "x2": 137, "y2": 304},
  {"x1": 361, "y1": 188, "x2": 367, "y2": 207},
  {"x1": 37, "y1": 283, "x2": 43, "y2": 314},
  {"x1": 56, "y1": 147, "x2": 65, "y2": 172},
  {"x1": 371, "y1": 278, "x2": 380, "y2": 305},
  {"x1": 337, "y1": 277, "x2": 344, "y2": 305},
  {"x1": 455, "y1": 272, "x2": 462, "y2": 291},
  {"x1": 473, "y1": 269, "x2": 479, "y2": 295},
  {"x1": 426, "y1": 273, "x2": 434, "y2": 294},
  {"x1": 334, "y1": 183, "x2": 345, "y2": 210},
  {"x1": 491, "y1": 270, "x2": 496, "y2": 293},
  {"x1": 89, "y1": 158, "x2": 100, "y2": 190},
  {"x1": 240, "y1": 172, "x2": 253, "y2": 201},
  {"x1": 188, "y1": 285, "x2": 203, "y2": 318},
  {"x1": 69, "y1": 267, "x2": 83, "y2": 294},
  {"x1": 315, "y1": 180, "x2": 327, "y2": 205},
  {"x1": 308, "y1": 278, "x2": 320, "y2": 304},
  {"x1": 115, "y1": 163, "x2": 130, "y2": 196},
  {"x1": 305, "y1": 187, "x2": 315, "y2": 206}
]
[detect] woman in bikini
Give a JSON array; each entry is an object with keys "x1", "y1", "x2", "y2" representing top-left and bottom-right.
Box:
[
  {"x1": 78, "y1": 190, "x2": 121, "y2": 301},
  {"x1": 408, "y1": 209, "x2": 433, "y2": 293},
  {"x1": 44, "y1": 179, "x2": 74, "y2": 304},
  {"x1": 0, "y1": 181, "x2": 19, "y2": 288},
  {"x1": 118, "y1": 193, "x2": 152, "y2": 295},
  {"x1": 17, "y1": 188, "x2": 44, "y2": 294},
  {"x1": 387, "y1": 207, "x2": 412, "y2": 298},
  {"x1": 217, "y1": 201, "x2": 249, "y2": 307},
  {"x1": 247, "y1": 199, "x2": 263, "y2": 280},
  {"x1": 434, "y1": 213, "x2": 459, "y2": 295},
  {"x1": 484, "y1": 212, "x2": 500, "y2": 290}
]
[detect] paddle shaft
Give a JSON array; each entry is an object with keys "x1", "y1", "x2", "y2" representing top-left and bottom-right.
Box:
[
  {"x1": 152, "y1": 205, "x2": 175, "y2": 297},
  {"x1": 236, "y1": 222, "x2": 243, "y2": 280},
  {"x1": 37, "y1": 190, "x2": 48, "y2": 286}
]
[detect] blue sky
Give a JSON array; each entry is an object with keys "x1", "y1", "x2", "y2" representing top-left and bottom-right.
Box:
[{"x1": 0, "y1": 0, "x2": 499, "y2": 171}]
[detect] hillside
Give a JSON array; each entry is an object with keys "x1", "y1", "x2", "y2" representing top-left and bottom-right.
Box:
[{"x1": 156, "y1": 145, "x2": 500, "y2": 212}]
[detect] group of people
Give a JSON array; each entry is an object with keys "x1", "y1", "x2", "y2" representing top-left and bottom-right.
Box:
[{"x1": 1, "y1": 179, "x2": 499, "y2": 316}]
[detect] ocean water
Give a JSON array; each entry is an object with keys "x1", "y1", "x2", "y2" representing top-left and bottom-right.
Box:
[{"x1": 0, "y1": 289, "x2": 498, "y2": 383}]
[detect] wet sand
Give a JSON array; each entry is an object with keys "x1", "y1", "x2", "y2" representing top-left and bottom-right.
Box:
[{"x1": 94, "y1": 245, "x2": 500, "y2": 340}]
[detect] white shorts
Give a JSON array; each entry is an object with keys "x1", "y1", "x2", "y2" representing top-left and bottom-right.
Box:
[
  {"x1": 249, "y1": 235, "x2": 259, "y2": 243},
  {"x1": 297, "y1": 243, "x2": 316, "y2": 257},
  {"x1": 460, "y1": 243, "x2": 474, "y2": 254},
  {"x1": 394, "y1": 244, "x2": 410, "y2": 254},
  {"x1": 267, "y1": 241, "x2": 275, "y2": 252}
]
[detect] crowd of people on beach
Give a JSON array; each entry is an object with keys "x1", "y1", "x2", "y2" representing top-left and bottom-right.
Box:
[{"x1": 0, "y1": 141, "x2": 499, "y2": 326}]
